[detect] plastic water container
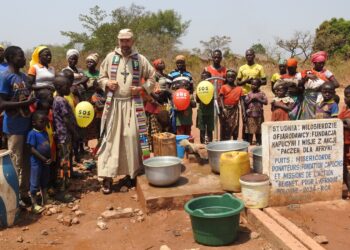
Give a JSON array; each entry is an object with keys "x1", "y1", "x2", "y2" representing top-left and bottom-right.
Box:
[
  {"x1": 239, "y1": 173, "x2": 270, "y2": 209},
  {"x1": 0, "y1": 150, "x2": 19, "y2": 228},
  {"x1": 220, "y1": 151, "x2": 251, "y2": 192},
  {"x1": 175, "y1": 135, "x2": 190, "y2": 158}
]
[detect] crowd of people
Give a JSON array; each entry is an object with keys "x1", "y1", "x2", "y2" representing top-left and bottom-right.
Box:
[
  {"x1": 0, "y1": 27, "x2": 349, "y2": 213},
  {"x1": 0, "y1": 44, "x2": 105, "y2": 213}
]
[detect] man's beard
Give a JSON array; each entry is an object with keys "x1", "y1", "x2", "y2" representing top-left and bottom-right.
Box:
[{"x1": 121, "y1": 46, "x2": 132, "y2": 56}]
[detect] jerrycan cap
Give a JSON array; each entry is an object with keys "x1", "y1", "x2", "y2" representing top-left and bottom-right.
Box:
[{"x1": 240, "y1": 173, "x2": 269, "y2": 183}]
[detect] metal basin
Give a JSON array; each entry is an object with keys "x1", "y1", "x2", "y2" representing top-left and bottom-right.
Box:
[
  {"x1": 251, "y1": 146, "x2": 262, "y2": 174},
  {"x1": 207, "y1": 140, "x2": 250, "y2": 173},
  {"x1": 143, "y1": 156, "x2": 182, "y2": 186}
]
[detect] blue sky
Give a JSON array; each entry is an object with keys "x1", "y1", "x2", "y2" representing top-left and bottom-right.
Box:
[{"x1": 2, "y1": 0, "x2": 350, "y2": 55}]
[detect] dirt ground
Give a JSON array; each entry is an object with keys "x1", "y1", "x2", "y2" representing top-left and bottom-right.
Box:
[
  {"x1": 0, "y1": 175, "x2": 273, "y2": 250},
  {"x1": 275, "y1": 199, "x2": 350, "y2": 250}
]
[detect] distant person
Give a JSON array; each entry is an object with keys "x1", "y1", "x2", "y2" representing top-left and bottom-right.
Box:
[
  {"x1": 0, "y1": 44, "x2": 8, "y2": 149},
  {"x1": 244, "y1": 79, "x2": 267, "y2": 145},
  {"x1": 59, "y1": 69, "x2": 83, "y2": 164},
  {"x1": 196, "y1": 70, "x2": 214, "y2": 144},
  {"x1": 204, "y1": 49, "x2": 227, "y2": 92},
  {"x1": 281, "y1": 58, "x2": 303, "y2": 120},
  {"x1": 168, "y1": 55, "x2": 194, "y2": 133},
  {"x1": 219, "y1": 69, "x2": 243, "y2": 140},
  {"x1": 33, "y1": 87, "x2": 56, "y2": 195},
  {"x1": 299, "y1": 51, "x2": 339, "y2": 120},
  {"x1": 168, "y1": 55, "x2": 193, "y2": 93},
  {"x1": 0, "y1": 44, "x2": 8, "y2": 72},
  {"x1": 0, "y1": 46, "x2": 35, "y2": 207},
  {"x1": 152, "y1": 59, "x2": 172, "y2": 133},
  {"x1": 27, "y1": 46, "x2": 55, "y2": 88},
  {"x1": 271, "y1": 83, "x2": 294, "y2": 121},
  {"x1": 64, "y1": 49, "x2": 89, "y2": 101},
  {"x1": 237, "y1": 49, "x2": 266, "y2": 141},
  {"x1": 83, "y1": 53, "x2": 100, "y2": 146},
  {"x1": 84, "y1": 53, "x2": 100, "y2": 101},
  {"x1": 281, "y1": 58, "x2": 302, "y2": 82},
  {"x1": 287, "y1": 81, "x2": 303, "y2": 120},
  {"x1": 338, "y1": 86, "x2": 350, "y2": 196},
  {"x1": 27, "y1": 111, "x2": 52, "y2": 213},
  {"x1": 90, "y1": 80, "x2": 105, "y2": 140},
  {"x1": 144, "y1": 59, "x2": 167, "y2": 149},
  {"x1": 271, "y1": 59, "x2": 287, "y2": 92},
  {"x1": 173, "y1": 78, "x2": 196, "y2": 135},
  {"x1": 53, "y1": 75, "x2": 79, "y2": 202},
  {"x1": 315, "y1": 82, "x2": 338, "y2": 119}
]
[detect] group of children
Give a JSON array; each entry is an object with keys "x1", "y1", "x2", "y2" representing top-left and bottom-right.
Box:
[{"x1": 0, "y1": 46, "x2": 105, "y2": 213}]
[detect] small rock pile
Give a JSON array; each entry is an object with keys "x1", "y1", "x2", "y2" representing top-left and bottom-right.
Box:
[
  {"x1": 55, "y1": 203, "x2": 84, "y2": 227},
  {"x1": 96, "y1": 206, "x2": 145, "y2": 230}
]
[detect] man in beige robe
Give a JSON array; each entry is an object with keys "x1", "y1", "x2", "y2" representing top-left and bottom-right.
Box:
[{"x1": 97, "y1": 28, "x2": 155, "y2": 193}]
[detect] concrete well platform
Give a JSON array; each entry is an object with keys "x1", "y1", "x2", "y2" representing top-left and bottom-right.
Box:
[{"x1": 136, "y1": 158, "x2": 225, "y2": 213}]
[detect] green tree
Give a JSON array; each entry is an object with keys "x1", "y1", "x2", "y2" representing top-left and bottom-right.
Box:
[
  {"x1": 313, "y1": 18, "x2": 350, "y2": 59},
  {"x1": 251, "y1": 43, "x2": 266, "y2": 54},
  {"x1": 61, "y1": 4, "x2": 190, "y2": 59}
]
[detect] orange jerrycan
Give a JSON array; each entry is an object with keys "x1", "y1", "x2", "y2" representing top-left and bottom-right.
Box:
[{"x1": 220, "y1": 151, "x2": 251, "y2": 192}]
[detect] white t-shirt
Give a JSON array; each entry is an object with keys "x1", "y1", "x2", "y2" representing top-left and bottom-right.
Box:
[{"x1": 29, "y1": 64, "x2": 55, "y2": 88}]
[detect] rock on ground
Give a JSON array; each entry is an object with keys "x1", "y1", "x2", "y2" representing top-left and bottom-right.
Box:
[
  {"x1": 100, "y1": 208, "x2": 134, "y2": 220},
  {"x1": 250, "y1": 231, "x2": 260, "y2": 239},
  {"x1": 75, "y1": 210, "x2": 85, "y2": 216},
  {"x1": 313, "y1": 235, "x2": 329, "y2": 244},
  {"x1": 62, "y1": 216, "x2": 72, "y2": 227},
  {"x1": 160, "y1": 245, "x2": 171, "y2": 250},
  {"x1": 97, "y1": 220, "x2": 108, "y2": 230},
  {"x1": 16, "y1": 236, "x2": 24, "y2": 243},
  {"x1": 71, "y1": 217, "x2": 80, "y2": 224},
  {"x1": 41, "y1": 230, "x2": 49, "y2": 236}
]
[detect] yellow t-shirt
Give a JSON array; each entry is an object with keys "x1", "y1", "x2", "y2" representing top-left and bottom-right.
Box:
[
  {"x1": 237, "y1": 64, "x2": 266, "y2": 95},
  {"x1": 270, "y1": 73, "x2": 281, "y2": 83},
  {"x1": 54, "y1": 91, "x2": 76, "y2": 111}
]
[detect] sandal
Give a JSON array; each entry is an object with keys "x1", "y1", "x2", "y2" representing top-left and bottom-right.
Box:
[
  {"x1": 102, "y1": 178, "x2": 112, "y2": 194},
  {"x1": 55, "y1": 192, "x2": 74, "y2": 203},
  {"x1": 32, "y1": 204, "x2": 45, "y2": 214},
  {"x1": 116, "y1": 176, "x2": 136, "y2": 191}
]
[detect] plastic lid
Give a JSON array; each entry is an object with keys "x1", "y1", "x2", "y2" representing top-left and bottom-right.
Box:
[
  {"x1": 240, "y1": 173, "x2": 269, "y2": 182},
  {"x1": 251, "y1": 146, "x2": 262, "y2": 157}
]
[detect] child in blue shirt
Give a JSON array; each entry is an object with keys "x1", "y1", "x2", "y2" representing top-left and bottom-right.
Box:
[
  {"x1": 315, "y1": 82, "x2": 338, "y2": 119},
  {"x1": 0, "y1": 46, "x2": 35, "y2": 207},
  {"x1": 27, "y1": 111, "x2": 52, "y2": 213}
]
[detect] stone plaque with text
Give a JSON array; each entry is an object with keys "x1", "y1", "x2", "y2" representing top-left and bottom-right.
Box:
[{"x1": 262, "y1": 119, "x2": 343, "y2": 206}]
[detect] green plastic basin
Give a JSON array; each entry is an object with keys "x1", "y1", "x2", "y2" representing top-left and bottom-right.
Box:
[{"x1": 184, "y1": 193, "x2": 245, "y2": 246}]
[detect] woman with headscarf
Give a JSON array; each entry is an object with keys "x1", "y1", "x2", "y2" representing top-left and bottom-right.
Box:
[
  {"x1": 84, "y1": 53, "x2": 100, "y2": 101},
  {"x1": 28, "y1": 46, "x2": 55, "y2": 89},
  {"x1": 280, "y1": 58, "x2": 303, "y2": 120},
  {"x1": 83, "y1": 53, "x2": 102, "y2": 143},
  {"x1": 299, "y1": 51, "x2": 339, "y2": 120},
  {"x1": 63, "y1": 49, "x2": 89, "y2": 101}
]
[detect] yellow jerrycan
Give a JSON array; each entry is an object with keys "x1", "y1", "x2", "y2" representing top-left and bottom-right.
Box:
[{"x1": 220, "y1": 151, "x2": 251, "y2": 192}]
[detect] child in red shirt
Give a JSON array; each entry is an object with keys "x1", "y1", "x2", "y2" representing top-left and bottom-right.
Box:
[
  {"x1": 338, "y1": 86, "x2": 350, "y2": 196},
  {"x1": 219, "y1": 69, "x2": 243, "y2": 140}
]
